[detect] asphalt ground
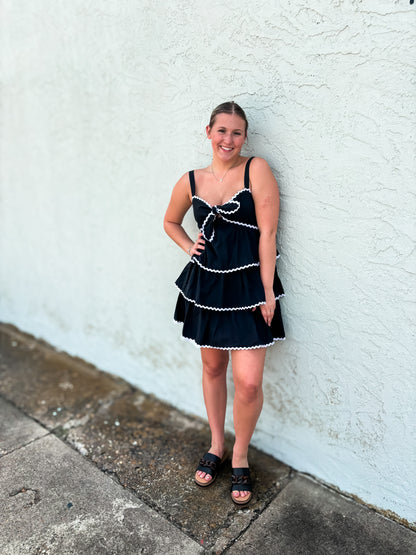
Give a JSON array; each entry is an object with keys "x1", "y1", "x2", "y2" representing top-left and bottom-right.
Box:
[{"x1": 0, "y1": 323, "x2": 415, "y2": 554}]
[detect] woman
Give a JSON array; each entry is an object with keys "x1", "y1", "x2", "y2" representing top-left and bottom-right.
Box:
[{"x1": 163, "y1": 101, "x2": 285, "y2": 505}]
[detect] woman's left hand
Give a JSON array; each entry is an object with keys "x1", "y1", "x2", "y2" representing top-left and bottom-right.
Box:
[{"x1": 259, "y1": 289, "x2": 276, "y2": 327}]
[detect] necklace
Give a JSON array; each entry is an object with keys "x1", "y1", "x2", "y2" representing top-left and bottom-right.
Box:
[{"x1": 210, "y1": 163, "x2": 236, "y2": 183}]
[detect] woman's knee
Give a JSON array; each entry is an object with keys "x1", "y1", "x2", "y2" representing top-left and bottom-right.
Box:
[
  {"x1": 202, "y1": 357, "x2": 228, "y2": 379},
  {"x1": 235, "y1": 379, "x2": 262, "y2": 403}
]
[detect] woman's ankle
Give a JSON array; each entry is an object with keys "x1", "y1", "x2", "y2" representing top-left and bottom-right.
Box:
[
  {"x1": 209, "y1": 442, "x2": 225, "y2": 458},
  {"x1": 232, "y1": 446, "x2": 249, "y2": 467}
]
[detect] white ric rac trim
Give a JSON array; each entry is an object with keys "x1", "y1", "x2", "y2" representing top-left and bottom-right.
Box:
[
  {"x1": 193, "y1": 195, "x2": 211, "y2": 206},
  {"x1": 200, "y1": 201, "x2": 241, "y2": 242},
  {"x1": 194, "y1": 189, "x2": 257, "y2": 241},
  {"x1": 190, "y1": 253, "x2": 280, "y2": 274},
  {"x1": 173, "y1": 327, "x2": 286, "y2": 351},
  {"x1": 220, "y1": 216, "x2": 259, "y2": 230},
  {"x1": 193, "y1": 187, "x2": 250, "y2": 208},
  {"x1": 201, "y1": 211, "x2": 216, "y2": 242},
  {"x1": 176, "y1": 285, "x2": 285, "y2": 311},
  {"x1": 191, "y1": 257, "x2": 260, "y2": 274}
]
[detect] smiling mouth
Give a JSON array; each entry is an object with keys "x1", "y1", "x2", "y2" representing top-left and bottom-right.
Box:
[{"x1": 220, "y1": 146, "x2": 232, "y2": 151}]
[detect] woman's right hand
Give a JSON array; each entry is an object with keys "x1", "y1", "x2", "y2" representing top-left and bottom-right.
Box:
[{"x1": 188, "y1": 232, "x2": 205, "y2": 256}]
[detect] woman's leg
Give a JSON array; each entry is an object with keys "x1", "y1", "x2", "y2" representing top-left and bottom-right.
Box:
[
  {"x1": 231, "y1": 347, "x2": 266, "y2": 498},
  {"x1": 196, "y1": 347, "x2": 229, "y2": 483}
]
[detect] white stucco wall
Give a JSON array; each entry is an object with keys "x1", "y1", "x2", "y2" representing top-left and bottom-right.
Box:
[{"x1": 1, "y1": 1, "x2": 415, "y2": 523}]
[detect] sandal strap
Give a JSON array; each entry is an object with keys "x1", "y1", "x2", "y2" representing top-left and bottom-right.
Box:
[
  {"x1": 231, "y1": 467, "x2": 252, "y2": 492},
  {"x1": 197, "y1": 452, "x2": 221, "y2": 476}
]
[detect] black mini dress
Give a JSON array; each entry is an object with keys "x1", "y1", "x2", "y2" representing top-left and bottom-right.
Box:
[{"x1": 174, "y1": 157, "x2": 285, "y2": 349}]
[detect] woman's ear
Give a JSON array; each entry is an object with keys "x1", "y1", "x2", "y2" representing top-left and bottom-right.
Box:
[{"x1": 206, "y1": 125, "x2": 212, "y2": 139}]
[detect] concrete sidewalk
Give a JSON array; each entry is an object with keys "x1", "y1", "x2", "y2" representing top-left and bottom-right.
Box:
[{"x1": 0, "y1": 323, "x2": 415, "y2": 554}]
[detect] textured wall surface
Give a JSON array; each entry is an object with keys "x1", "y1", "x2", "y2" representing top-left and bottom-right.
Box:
[{"x1": 1, "y1": 1, "x2": 415, "y2": 522}]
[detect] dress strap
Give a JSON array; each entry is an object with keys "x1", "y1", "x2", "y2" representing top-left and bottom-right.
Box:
[
  {"x1": 244, "y1": 157, "x2": 255, "y2": 189},
  {"x1": 189, "y1": 170, "x2": 196, "y2": 197}
]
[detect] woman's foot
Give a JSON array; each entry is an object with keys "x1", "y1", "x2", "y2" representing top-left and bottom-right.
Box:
[
  {"x1": 195, "y1": 447, "x2": 226, "y2": 486},
  {"x1": 231, "y1": 453, "x2": 251, "y2": 501},
  {"x1": 231, "y1": 467, "x2": 253, "y2": 505}
]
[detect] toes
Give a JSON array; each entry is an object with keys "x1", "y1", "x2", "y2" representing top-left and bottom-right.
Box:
[
  {"x1": 196, "y1": 470, "x2": 212, "y2": 482},
  {"x1": 233, "y1": 490, "x2": 250, "y2": 498}
]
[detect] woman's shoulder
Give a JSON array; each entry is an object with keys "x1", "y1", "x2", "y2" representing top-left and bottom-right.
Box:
[
  {"x1": 173, "y1": 171, "x2": 191, "y2": 189},
  {"x1": 171, "y1": 171, "x2": 193, "y2": 199},
  {"x1": 248, "y1": 157, "x2": 278, "y2": 195},
  {"x1": 249, "y1": 156, "x2": 275, "y2": 178},
  {"x1": 249, "y1": 156, "x2": 271, "y2": 170}
]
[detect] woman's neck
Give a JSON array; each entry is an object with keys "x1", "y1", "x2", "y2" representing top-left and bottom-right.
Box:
[
  {"x1": 209, "y1": 156, "x2": 244, "y2": 183},
  {"x1": 211, "y1": 155, "x2": 242, "y2": 172}
]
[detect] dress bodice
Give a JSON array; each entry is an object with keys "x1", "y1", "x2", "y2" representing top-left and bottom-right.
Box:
[
  {"x1": 190, "y1": 187, "x2": 265, "y2": 273},
  {"x1": 192, "y1": 187, "x2": 259, "y2": 234}
]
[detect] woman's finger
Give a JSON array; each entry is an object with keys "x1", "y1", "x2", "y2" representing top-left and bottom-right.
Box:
[
  {"x1": 189, "y1": 233, "x2": 206, "y2": 256},
  {"x1": 261, "y1": 303, "x2": 275, "y2": 326}
]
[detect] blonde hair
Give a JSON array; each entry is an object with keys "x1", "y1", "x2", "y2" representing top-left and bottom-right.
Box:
[{"x1": 208, "y1": 101, "x2": 248, "y2": 134}]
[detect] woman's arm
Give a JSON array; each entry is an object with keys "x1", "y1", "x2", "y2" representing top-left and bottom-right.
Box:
[
  {"x1": 163, "y1": 173, "x2": 205, "y2": 257},
  {"x1": 250, "y1": 158, "x2": 280, "y2": 326}
]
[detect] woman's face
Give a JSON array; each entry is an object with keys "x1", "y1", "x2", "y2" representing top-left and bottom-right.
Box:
[{"x1": 206, "y1": 113, "x2": 247, "y2": 162}]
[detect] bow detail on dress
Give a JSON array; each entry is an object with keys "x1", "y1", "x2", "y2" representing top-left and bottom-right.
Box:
[{"x1": 201, "y1": 200, "x2": 240, "y2": 242}]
